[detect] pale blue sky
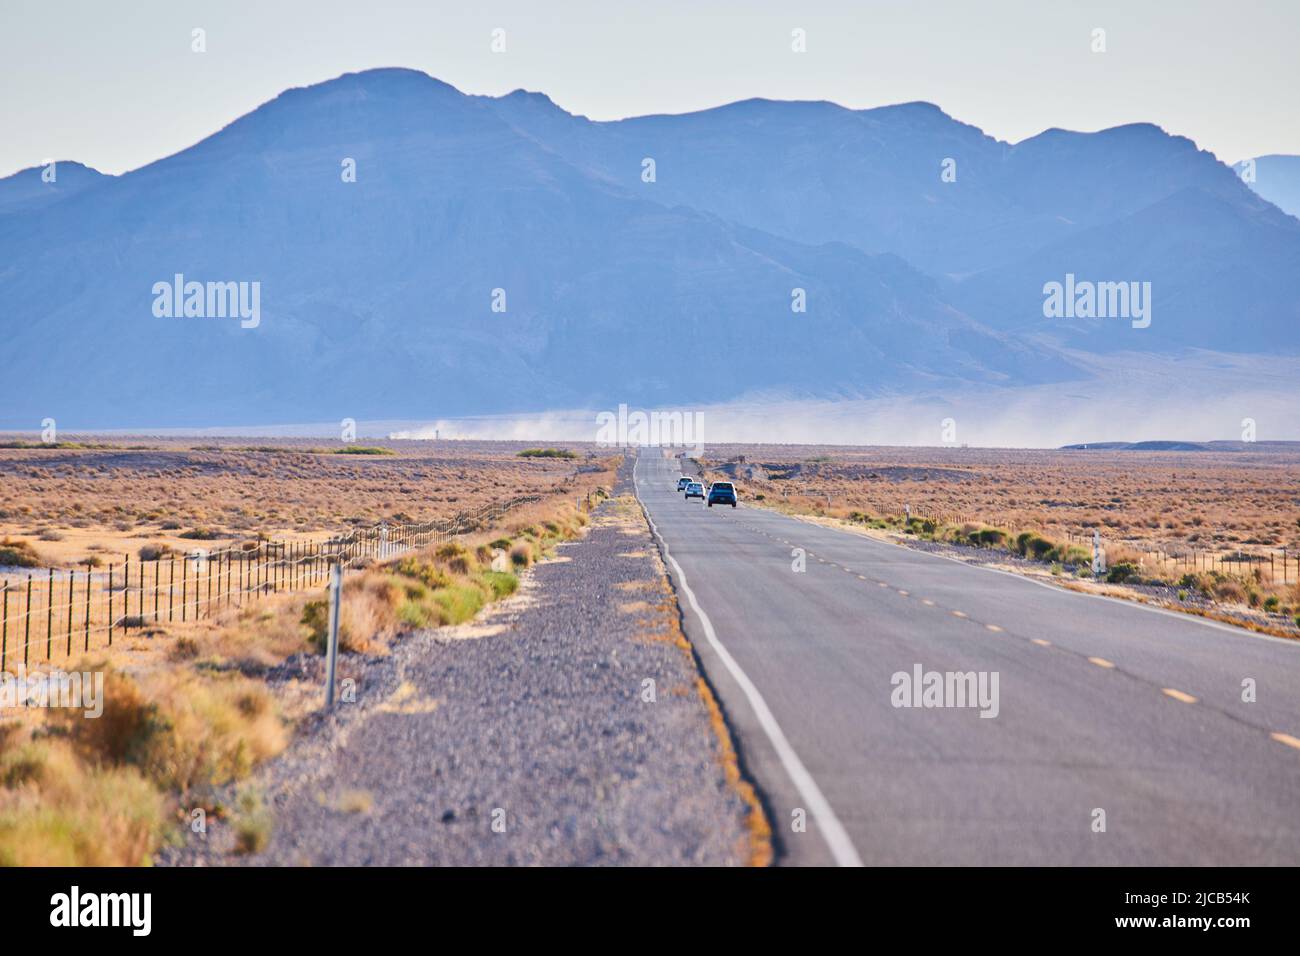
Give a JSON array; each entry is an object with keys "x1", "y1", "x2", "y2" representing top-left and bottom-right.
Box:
[{"x1": 2, "y1": 0, "x2": 1296, "y2": 178}]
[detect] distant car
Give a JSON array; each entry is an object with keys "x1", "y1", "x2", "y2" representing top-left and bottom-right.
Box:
[
  {"x1": 684, "y1": 481, "x2": 705, "y2": 500},
  {"x1": 707, "y1": 481, "x2": 737, "y2": 508},
  {"x1": 676, "y1": 476, "x2": 693, "y2": 491}
]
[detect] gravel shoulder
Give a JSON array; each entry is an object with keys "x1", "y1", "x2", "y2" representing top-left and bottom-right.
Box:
[{"x1": 160, "y1": 461, "x2": 764, "y2": 866}]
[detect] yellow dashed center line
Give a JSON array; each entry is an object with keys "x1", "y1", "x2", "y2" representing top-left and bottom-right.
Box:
[
  {"x1": 951, "y1": 611, "x2": 968, "y2": 619},
  {"x1": 985, "y1": 624, "x2": 1003, "y2": 632},
  {"x1": 1088, "y1": 657, "x2": 1116, "y2": 669},
  {"x1": 1031, "y1": 638, "x2": 1051, "y2": 647},
  {"x1": 1162, "y1": 688, "x2": 1198, "y2": 704},
  {"x1": 897, "y1": 590, "x2": 909, "y2": 596},
  {"x1": 1270, "y1": 732, "x2": 1300, "y2": 750},
  {"x1": 921, "y1": 599, "x2": 935, "y2": 606}
]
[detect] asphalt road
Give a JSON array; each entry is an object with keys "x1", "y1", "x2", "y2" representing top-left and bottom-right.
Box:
[{"x1": 634, "y1": 451, "x2": 1300, "y2": 866}]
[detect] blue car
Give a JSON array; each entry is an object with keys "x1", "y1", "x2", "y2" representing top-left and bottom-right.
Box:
[{"x1": 707, "y1": 482, "x2": 737, "y2": 507}]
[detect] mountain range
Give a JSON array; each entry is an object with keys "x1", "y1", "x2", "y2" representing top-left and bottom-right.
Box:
[{"x1": 1, "y1": 67, "x2": 1297, "y2": 432}]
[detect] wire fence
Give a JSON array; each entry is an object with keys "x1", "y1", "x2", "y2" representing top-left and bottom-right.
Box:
[
  {"x1": 0, "y1": 494, "x2": 545, "y2": 671},
  {"x1": 1059, "y1": 532, "x2": 1298, "y2": 584},
  {"x1": 896, "y1": 510, "x2": 1298, "y2": 584},
  {"x1": 800, "y1": 494, "x2": 1300, "y2": 585}
]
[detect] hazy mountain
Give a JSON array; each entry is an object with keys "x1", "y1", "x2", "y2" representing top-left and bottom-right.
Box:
[
  {"x1": 953, "y1": 184, "x2": 1300, "y2": 351},
  {"x1": 1235, "y1": 155, "x2": 1300, "y2": 219},
  {"x1": 0, "y1": 160, "x2": 108, "y2": 213},
  {"x1": 0, "y1": 69, "x2": 1070, "y2": 429},
  {"x1": 0, "y1": 68, "x2": 1293, "y2": 430},
  {"x1": 486, "y1": 95, "x2": 1280, "y2": 282},
  {"x1": 489, "y1": 93, "x2": 1300, "y2": 355}
]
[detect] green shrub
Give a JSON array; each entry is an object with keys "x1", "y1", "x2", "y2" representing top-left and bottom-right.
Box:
[
  {"x1": 481, "y1": 571, "x2": 518, "y2": 599},
  {"x1": 517, "y1": 448, "x2": 576, "y2": 459},
  {"x1": 300, "y1": 600, "x2": 329, "y2": 651},
  {"x1": 1021, "y1": 534, "x2": 1056, "y2": 560},
  {"x1": 1106, "y1": 562, "x2": 1139, "y2": 584},
  {"x1": 394, "y1": 556, "x2": 450, "y2": 590}
]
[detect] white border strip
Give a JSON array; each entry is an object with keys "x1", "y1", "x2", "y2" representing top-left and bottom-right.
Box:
[{"x1": 634, "y1": 454, "x2": 864, "y2": 867}]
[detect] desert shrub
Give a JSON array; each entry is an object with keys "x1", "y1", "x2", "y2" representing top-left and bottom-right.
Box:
[
  {"x1": 1047, "y1": 544, "x2": 1092, "y2": 566},
  {"x1": 1263, "y1": 595, "x2": 1280, "y2": 613},
  {"x1": 1211, "y1": 578, "x2": 1248, "y2": 604},
  {"x1": 976, "y1": 528, "x2": 1008, "y2": 548},
  {"x1": 53, "y1": 665, "x2": 285, "y2": 794},
  {"x1": 0, "y1": 538, "x2": 42, "y2": 567},
  {"x1": 232, "y1": 788, "x2": 272, "y2": 854},
  {"x1": 481, "y1": 571, "x2": 518, "y2": 599},
  {"x1": 397, "y1": 592, "x2": 442, "y2": 629},
  {"x1": 393, "y1": 556, "x2": 450, "y2": 590},
  {"x1": 432, "y1": 580, "x2": 489, "y2": 624},
  {"x1": 137, "y1": 543, "x2": 172, "y2": 561},
  {"x1": 1106, "y1": 563, "x2": 1139, "y2": 584},
  {"x1": 517, "y1": 448, "x2": 576, "y2": 459},
  {"x1": 509, "y1": 542, "x2": 533, "y2": 568},
  {"x1": 1016, "y1": 533, "x2": 1056, "y2": 560},
  {"x1": 180, "y1": 528, "x2": 221, "y2": 540},
  {"x1": 333, "y1": 446, "x2": 395, "y2": 456},
  {"x1": 0, "y1": 738, "x2": 166, "y2": 866},
  {"x1": 300, "y1": 599, "x2": 329, "y2": 650}
]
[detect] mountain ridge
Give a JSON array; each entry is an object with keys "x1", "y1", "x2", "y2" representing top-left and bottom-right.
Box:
[{"x1": 1, "y1": 68, "x2": 1294, "y2": 430}]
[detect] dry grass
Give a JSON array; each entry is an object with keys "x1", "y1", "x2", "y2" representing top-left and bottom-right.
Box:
[
  {"x1": 0, "y1": 437, "x2": 612, "y2": 569},
  {"x1": 700, "y1": 443, "x2": 1300, "y2": 552},
  {"x1": 0, "y1": 656, "x2": 287, "y2": 865},
  {"x1": 0, "y1": 459, "x2": 613, "y2": 866},
  {"x1": 700, "y1": 444, "x2": 1300, "y2": 619}
]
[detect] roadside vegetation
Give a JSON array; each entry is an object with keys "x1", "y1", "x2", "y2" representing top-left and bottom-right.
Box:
[
  {"x1": 723, "y1": 472, "x2": 1300, "y2": 637},
  {"x1": 0, "y1": 470, "x2": 613, "y2": 865},
  {"x1": 0, "y1": 438, "x2": 594, "y2": 569},
  {"x1": 517, "y1": 448, "x2": 577, "y2": 459}
]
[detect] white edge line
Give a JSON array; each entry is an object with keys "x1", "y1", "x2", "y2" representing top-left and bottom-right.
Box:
[
  {"x1": 634, "y1": 453, "x2": 864, "y2": 867},
  {"x1": 771, "y1": 508, "x2": 1300, "y2": 649}
]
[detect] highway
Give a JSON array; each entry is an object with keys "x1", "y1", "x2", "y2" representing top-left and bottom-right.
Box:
[{"x1": 633, "y1": 452, "x2": 1300, "y2": 866}]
